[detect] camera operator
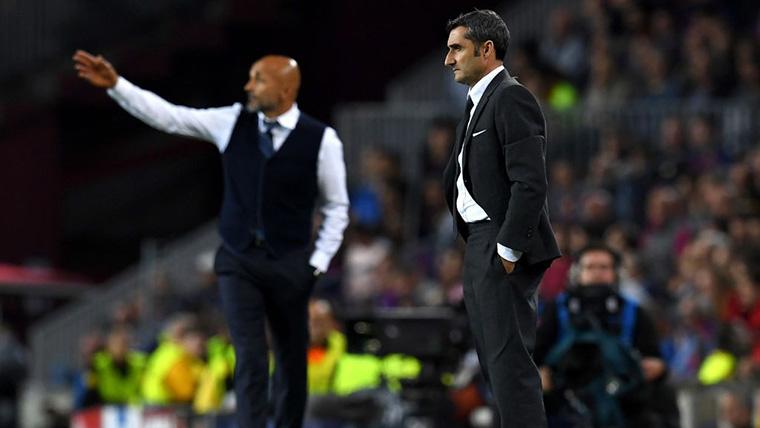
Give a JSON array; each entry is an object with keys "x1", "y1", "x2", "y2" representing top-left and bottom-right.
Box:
[{"x1": 534, "y1": 243, "x2": 676, "y2": 427}]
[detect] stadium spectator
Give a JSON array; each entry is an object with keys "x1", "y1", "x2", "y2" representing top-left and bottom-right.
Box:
[
  {"x1": 142, "y1": 314, "x2": 206, "y2": 405},
  {"x1": 79, "y1": 324, "x2": 145, "y2": 407}
]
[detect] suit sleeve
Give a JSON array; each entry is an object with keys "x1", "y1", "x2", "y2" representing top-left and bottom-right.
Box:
[{"x1": 494, "y1": 84, "x2": 548, "y2": 253}]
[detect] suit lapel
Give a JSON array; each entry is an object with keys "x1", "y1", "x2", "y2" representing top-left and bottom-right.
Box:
[
  {"x1": 453, "y1": 118, "x2": 466, "y2": 159},
  {"x1": 461, "y1": 70, "x2": 507, "y2": 169},
  {"x1": 447, "y1": 117, "x2": 466, "y2": 209},
  {"x1": 464, "y1": 69, "x2": 506, "y2": 145}
]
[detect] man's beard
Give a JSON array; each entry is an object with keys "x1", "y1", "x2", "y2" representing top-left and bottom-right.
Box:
[{"x1": 248, "y1": 98, "x2": 275, "y2": 114}]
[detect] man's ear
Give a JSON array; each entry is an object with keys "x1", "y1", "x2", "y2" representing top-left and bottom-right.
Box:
[{"x1": 482, "y1": 40, "x2": 495, "y2": 59}]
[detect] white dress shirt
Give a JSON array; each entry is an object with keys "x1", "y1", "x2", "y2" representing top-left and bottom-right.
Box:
[
  {"x1": 107, "y1": 77, "x2": 350, "y2": 272},
  {"x1": 455, "y1": 65, "x2": 522, "y2": 263}
]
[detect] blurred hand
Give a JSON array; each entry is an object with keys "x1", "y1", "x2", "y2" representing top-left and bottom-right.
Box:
[
  {"x1": 539, "y1": 366, "x2": 553, "y2": 392},
  {"x1": 641, "y1": 357, "x2": 665, "y2": 381},
  {"x1": 501, "y1": 257, "x2": 515, "y2": 274},
  {"x1": 73, "y1": 50, "x2": 118, "y2": 88}
]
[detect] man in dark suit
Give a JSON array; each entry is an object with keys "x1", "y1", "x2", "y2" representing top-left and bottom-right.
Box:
[{"x1": 442, "y1": 10, "x2": 561, "y2": 427}]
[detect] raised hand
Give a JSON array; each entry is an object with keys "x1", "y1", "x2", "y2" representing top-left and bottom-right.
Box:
[{"x1": 73, "y1": 50, "x2": 119, "y2": 89}]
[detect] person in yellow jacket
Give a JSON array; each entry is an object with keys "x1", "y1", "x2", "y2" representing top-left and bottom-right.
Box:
[
  {"x1": 81, "y1": 324, "x2": 146, "y2": 406},
  {"x1": 142, "y1": 314, "x2": 206, "y2": 405},
  {"x1": 307, "y1": 299, "x2": 346, "y2": 395},
  {"x1": 303, "y1": 301, "x2": 422, "y2": 425},
  {"x1": 330, "y1": 353, "x2": 421, "y2": 396},
  {"x1": 194, "y1": 333, "x2": 236, "y2": 413},
  {"x1": 698, "y1": 324, "x2": 739, "y2": 385},
  {"x1": 698, "y1": 349, "x2": 737, "y2": 385},
  {"x1": 304, "y1": 299, "x2": 422, "y2": 396}
]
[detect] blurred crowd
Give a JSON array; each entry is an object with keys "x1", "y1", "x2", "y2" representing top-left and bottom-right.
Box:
[
  {"x1": 348, "y1": 114, "x2": 760, "y2": 380},
  {"x1": 508, "y1": 0, "x2": 760, "y2": 111}
]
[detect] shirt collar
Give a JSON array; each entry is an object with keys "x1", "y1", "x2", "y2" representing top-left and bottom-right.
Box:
[
  {"x1": 467, "y1": 65, "x2": 505, "y2": 107},
  {"x1": 257, "y1": 103, "x2": 300, "y2": 130}
]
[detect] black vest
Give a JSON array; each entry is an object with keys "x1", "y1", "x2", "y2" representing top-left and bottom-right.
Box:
[{"x1": 219, "y1": 109, "x2": 325, "y2": 255}]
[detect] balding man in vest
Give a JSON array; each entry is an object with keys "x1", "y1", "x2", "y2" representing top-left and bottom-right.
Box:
[{"x1": 74, "y1": 50, "x2": 350, "y2": 428}]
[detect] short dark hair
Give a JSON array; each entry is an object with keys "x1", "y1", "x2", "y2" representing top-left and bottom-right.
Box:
[
  {"x1": 446, "y1": 9, "x2": 510, "y2": 60},
  {"x1": 568, "y1": 242, "x2": 622, "y2": 286},
  {"x1": 575, "y1": 243, "x2": 621, "y2": 269}
]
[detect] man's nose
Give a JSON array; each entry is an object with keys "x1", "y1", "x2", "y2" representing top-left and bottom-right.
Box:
[{"x1": 444, "y1": 53, "x2": 454, "y2": 67}]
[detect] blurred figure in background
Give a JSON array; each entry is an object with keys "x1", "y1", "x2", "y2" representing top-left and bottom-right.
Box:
[
  {"x1": 194, "y1": 323, "x2": 236, "y2": 414},
  {"x1": 536, "y1": 244, "x2": 677, "y2": 427},
  {"x1": 539, "y1": 7, "x2": 586, "y2": 85},
  {"x1": 142, "y1": 314, "x2": 205, "y2": 406},
  {"x1": 306, "y1": 299, "x2": 346, "y2": 396},
  {"x1": 723, "y1": 251, "x2": 760, "y2": 381},
  {"x1": 714, "y1": 389, "x2": 754, "y2": 428},
  {"x1": 421, "y1": 117, "x2": 457, "y2": 178},
  {"x1": 432, "y1": 247, "x2": 465, "y2": 308},
  {"x1": 79, "y1": 324, "x2": 145, "y2": 407},
  {"x1": 0, "y1": 324, "x2": 26, "y2": 428},
  {"x1": 342, "y1": 222, "x2": 392, "y2": 309}
]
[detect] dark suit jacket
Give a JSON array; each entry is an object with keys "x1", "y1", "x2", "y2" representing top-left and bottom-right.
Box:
[{"x1": 443, "y1": 69, "x2": 561, "y2": 266}]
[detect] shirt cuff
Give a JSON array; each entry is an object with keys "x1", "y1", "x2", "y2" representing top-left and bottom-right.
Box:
[
  {"x1": 106, "y1": 76, "x2": 129, "y2": 98},
  {"x1": 497, "y1": 244, "x2": 523, "y2": 262},
  {"x1": 309, "y1": 250, "x2": 332, "y2": 273}
]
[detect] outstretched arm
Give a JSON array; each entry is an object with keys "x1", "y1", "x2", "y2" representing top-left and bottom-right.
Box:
[{"x1": 73, "y1": 50, "x2": 240, "y2": 151}]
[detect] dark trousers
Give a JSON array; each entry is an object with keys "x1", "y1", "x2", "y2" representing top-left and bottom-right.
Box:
[
  {"x1": 462, "y1": 222, "x2": 549, "y2": 428},
  {"x1": 214, "y1": 243, "x2": 316, "y2": 428}
]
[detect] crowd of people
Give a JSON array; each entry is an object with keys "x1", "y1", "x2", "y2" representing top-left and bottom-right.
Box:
[
  {"x1": 509, "y1": 0, "x2": 760, "y2": 111},
  {"x1": 73, "y1": 291, "x2": 425, "y2": 427}
]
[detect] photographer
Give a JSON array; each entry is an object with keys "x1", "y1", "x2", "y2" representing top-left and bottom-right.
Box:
[{"x1": 535, "y1": 244, "x2": 676, "y2": 427}]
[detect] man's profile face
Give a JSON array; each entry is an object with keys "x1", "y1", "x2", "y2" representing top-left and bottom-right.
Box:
[
  {"x1": 244, "y1": 62, "x2": 281, "y2": 112},
  {"x1": 445, "y1": 26, "x2": 485, "y2": 86},
  {"x1": 577, "y1": 250, "x2": 617, "y2": 286}
]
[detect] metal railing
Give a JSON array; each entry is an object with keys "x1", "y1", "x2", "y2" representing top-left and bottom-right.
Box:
[
  {"x1": 545, "y1": 100, "x2": 759, "y2": 165},
  {"x1": 29, "y1": 222, "x2": 220, "y2": 382},
  {"x1": 338, "y1": 99, "x2": 760, "y2": 177},
  {"x1": 335, "y1": 98, "x2": 760, "y2": 250}
]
